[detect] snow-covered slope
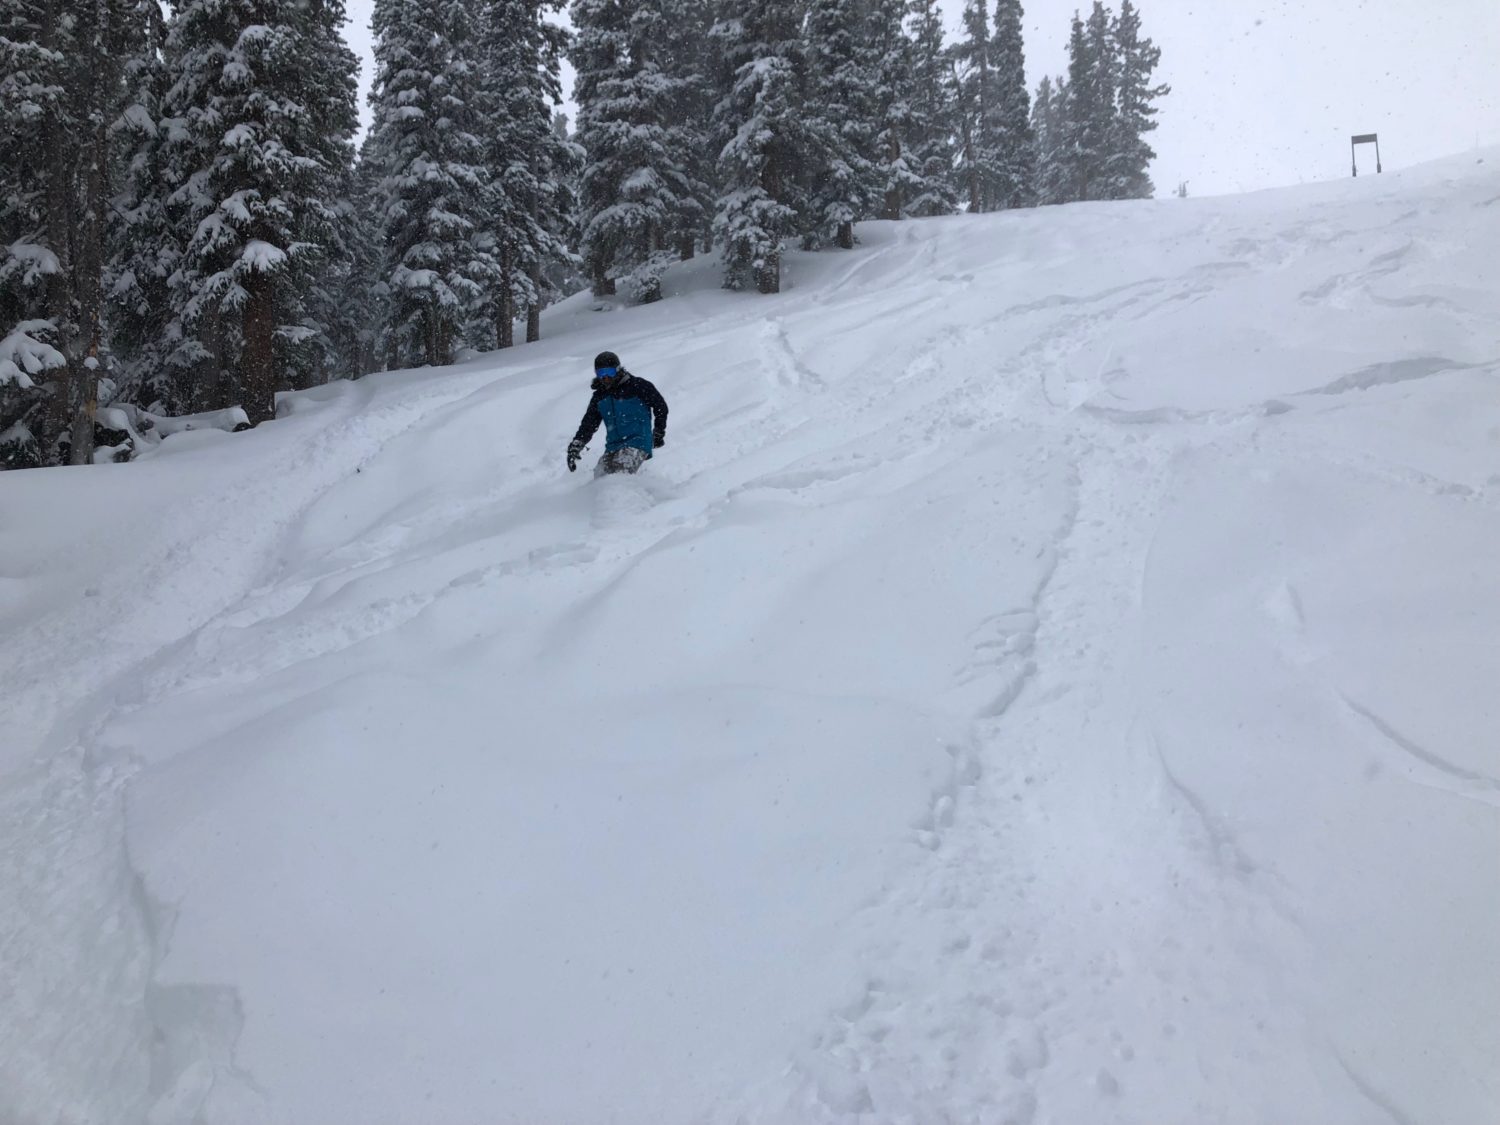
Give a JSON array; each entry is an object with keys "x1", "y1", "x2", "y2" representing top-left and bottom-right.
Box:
[{"x1": 3, "y1": 151, "x2": 1498, "y2": 1125}]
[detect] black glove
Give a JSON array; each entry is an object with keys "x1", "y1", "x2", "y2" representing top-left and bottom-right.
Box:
[
  {"x1": 567, "y1": 440, "x2": 583, "y2": 472},
  {"x1": 653, "y1": 432, "x2": 665, "y2": 449}
]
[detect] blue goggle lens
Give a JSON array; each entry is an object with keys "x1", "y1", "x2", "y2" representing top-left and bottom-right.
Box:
[{"x1": 595, "y1": 367, "x2": 619, "y2": 378}]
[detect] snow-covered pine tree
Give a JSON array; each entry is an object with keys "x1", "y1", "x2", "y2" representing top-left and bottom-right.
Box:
[
  {"x1": 368, "y1": 0, "x2": 493, "y2": 368},
  {"x1": 480, "y1": 0, "x2": 578, "y2": 341},
  {"x1": 473, "y1": 0, "x2": 528, "y2": 346},
  {"x1": 802, "y1": 0, "x2": 877, "y2": 249},
  {"x1": 1059, "y1": 5, "x2": 1114, "y2": 203},
  {"x1": 949, "y1": 0, "x2": 997, "y2": 211},
  {"x1": 0, "y1": 0, "x2": 155, "y2": 466},
  {"x1": 159, "y1": 0, "x2": 358, "y2": 421},
  {"x1": 0, "y1": 0, "x2": 61, "y2": 466},
  {"x1": 988, "y1": 0, "x2": 1035, "y2": 209},
  {"x1": 315, "y1": 154, "x2": 381, "y2": 382},
  {"x1": 542, "y1": 111, "x2": 590, "y2": 296},
  {"x1": 710, "y1": 0, "x2": 817, "y2": 292},
  {"x1": 350, "y1": 131, "x2": 406, "y2": 369},
  {"x1": 625, "y1": 0, "x2": 711, "y2": 288},
  {"x1": 865, "y1": 0, "x2": 921, "y2": 221},
  {"x1": 571, "y1": 0, "x2": 631, "y2": 297},
  {"x1": 571, "y1": 0, "x2": 698, "y2": 300},
  {"x1": 860, "y1": 0, "x2": 921, "y2": 221},
  {"x1": 523, "y1": 5, "x2": 581, "y2": 338},
  {"x1": 654, "y1": 0, "x2": 717, "y2": 259},
  {"x1": 901, "y1": 0, "x2": 958, "y2": 217},
  {"x1": 108, "y1": 3, "x2": 190, "y2": 414},
  {"x1": 1108, "y1": 0, "x2": 1168, "y2": 199},
  {"x1": 1029, "y1": 73, "x2": 1071, "y2": 205}
]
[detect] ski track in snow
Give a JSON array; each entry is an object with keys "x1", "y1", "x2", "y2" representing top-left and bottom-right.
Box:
[
  {"x1": 4, "y1": 151, "x2": 1500, "y2": 1124},
  {"x1": 722, "y1": 246, "x2": 1347, "y2": 1125},
  {"x1": 0, "y1": 368, "x2": 553, "y2": 1122}
]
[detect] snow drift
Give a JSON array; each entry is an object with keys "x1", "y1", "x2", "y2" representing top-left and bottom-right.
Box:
[{"x1": 2, "y1": 150, "x2": 1498, "y2": 1124}]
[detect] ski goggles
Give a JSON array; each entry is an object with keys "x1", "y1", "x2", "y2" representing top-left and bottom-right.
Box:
[{"x1": 594, "y1": 366, "x2": 620, "y2": 379}]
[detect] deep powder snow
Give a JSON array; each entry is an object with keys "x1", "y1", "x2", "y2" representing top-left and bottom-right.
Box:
[{"x1": 2, "y1": 151, "x2": 1498, "y2": 1124}]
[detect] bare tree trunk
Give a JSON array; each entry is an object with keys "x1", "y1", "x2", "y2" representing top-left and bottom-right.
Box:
[
  {"x1": 43, "y1": 183, "x2": 74, "y2": 460},
  {"x1": 758, "y1": 156, "x2": 783, "y2": 294},
  {"x1": 756, "y1": 247, "x2": 781, "y2": 294},
  {"x1": 881, "y1": 135, "x2": 903, "y2": 220},
  {"x1": 241, "y1": 272, "x2": 277, "y2": 424},
  {"x1": 203, "y1": 306, "x2": 231, "y2": 413},
  {"x1": 835, "y1": 220, "x2": 854, "y2": 250},
  {"x1": 423, "y1": 305, "x2": 452, "y2": 368},
  {"x1": 678, "y1": 235, "x2": 695, "y2": 262},
  {"x1": 974, "y1": 50, "x2": 991, "y2": 213},
  {"x1": 40, "y1": 0, "x2": 76, "y2": 464},
  {"x1": 526, "y1": 263, "x2": 542, "y2": 343},
  {"x1": 496, "y1": 247, "x2": 515, "y2": 350},
  {"x1": 960, "y1": 118, "x2": 980, "y2": 213},
  {"x1": 68, "y1": 80, "x2": 112, "y2": 465},
  {"x1": 421, "y1": 304, "x2": 447, "y2": 368}
]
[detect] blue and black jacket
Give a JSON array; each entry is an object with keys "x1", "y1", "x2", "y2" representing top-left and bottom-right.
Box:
[{"x1": 572, "y1": 371, "x2": 668, "y2": 456}]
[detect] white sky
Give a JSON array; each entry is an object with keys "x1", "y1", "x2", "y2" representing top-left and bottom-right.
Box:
[{"x1": 341, "y1": 0, "x2": 1500, "y2": 196}]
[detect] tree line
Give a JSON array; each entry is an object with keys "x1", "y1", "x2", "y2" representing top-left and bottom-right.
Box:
[{"x1": 0, "y1": 0, "x2": 1165, "y2": 469}]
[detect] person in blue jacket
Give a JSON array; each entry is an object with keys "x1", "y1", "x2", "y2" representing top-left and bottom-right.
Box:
[{"x1": 567, "y1": 351, "x2": 669, "y2": 476}]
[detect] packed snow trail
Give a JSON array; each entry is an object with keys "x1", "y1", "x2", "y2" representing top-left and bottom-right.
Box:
[{"x1": 2, "y1": 151, "x2": 1498, "y2": 1124}]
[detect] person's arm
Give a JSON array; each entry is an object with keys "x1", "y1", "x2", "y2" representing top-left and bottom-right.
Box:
[
  {"x1": 639, "y1": 379, "x2": 668, "y2": 446},
  {"x1": 572, "y1": 393, "x2": 603, "y2": 447},
  {"x1": 567, "y1": 393, "x2": 603, "y2": 470}
]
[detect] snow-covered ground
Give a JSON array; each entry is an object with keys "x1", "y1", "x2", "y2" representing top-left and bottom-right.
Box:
[{"x1": 3, "y1": 151, "x2": 1498, "y2": 1125}]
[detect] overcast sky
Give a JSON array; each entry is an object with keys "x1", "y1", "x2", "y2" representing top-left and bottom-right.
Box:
[{"x1": 341, "y1": 0, "x2": 1500, "y2": 196}]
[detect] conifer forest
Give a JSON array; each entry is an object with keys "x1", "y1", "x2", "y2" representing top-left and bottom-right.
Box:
[{"x1": 0, "y1": 0, "x2": 1166, "y2": 469}]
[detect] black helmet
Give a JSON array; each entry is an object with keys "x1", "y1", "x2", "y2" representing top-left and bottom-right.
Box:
[{"x1": 593, "y1": 350, "x2": 620, "y2": 371}]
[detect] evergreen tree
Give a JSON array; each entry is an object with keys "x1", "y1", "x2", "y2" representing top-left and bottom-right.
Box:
[
  {"x1": 368, "y1": 0, "x2": 493, "y2": 368},
  {"x1": 1060, "y1": 5, "x2": 1113, "y2": 203},
  {"x1": 571, "y1": 0, "x2": 631, "y2": 296},
  {"x1": 901, "y1": 0, "x2": 958, "y2": 217},
  {"x1": 1030, "y1": 73, "x2": 1071, "y2": 205},
  {"x1": 626, "y1": 0, "x2": 709, "y2": 286},
  {"x1": 527, "y1": 8, "x2": 583, "y2": 337},
  {"x1": 858, "y1": 0, "x2": 905, "y2": 220},
  {"x1": 572, "y1": 0, "x2": 698, "y2": 300},
  {"x1": 988, "y1": 0, "x2": 1035, "y2": 209},
  {"x1": 350, "y1": 129, "x2": 402, "y2": 369},
  {"x1": 865, "y1": 0, "x2": 922, "y2": 220},
  {"x1": 0, "y1": 0, "x2": 156, "y2": 465},
  {"x1": 1044, "y1": 1, "x2": 1166, "y2": 204},
  {"x1": 710, "y1": 0, "x2": 817, "y2": 293},
  {"x1": 950, "y1": 0, "x2": 996, "y2": 211},
  {"x1": 1082, "y1": 0, "x2": 1119, "y2": 198},
  {"x1": 803, "y1": 0, "x2": 877, "y2": 249},
  {"x1": 108, "y1": 5, "x2": 187, "y2": 413},
  {"x1": 474, "y1": 0, "x2": 533, "y2": 345},
  {"x1": 483, "y1": 0, "x2": 578, "y2": 342},
  {"x1": 316, "y1": 157, "x2": 382, "y2": 381},
  {"x1": 157, "y1": 0, "x2": 358, "y2": 421},
  {"x1": 1108, "y1": 0, "x2": 1168, "y2": 199},
  {"x1": 542, "y1": 111, "x2": 590, "y2": 297},
  {"x1": 654, "y1": 0, "x2": 717, "y2": 259}
]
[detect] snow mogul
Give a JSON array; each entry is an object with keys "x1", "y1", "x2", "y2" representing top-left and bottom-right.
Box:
[{"x1": 566, "y1": 350, "x2": 669, "y2": 477}]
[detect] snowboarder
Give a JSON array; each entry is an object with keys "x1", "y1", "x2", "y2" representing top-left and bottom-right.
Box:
[{"x1": 566, "y1": 351, "x2": 669, "y2": 477}]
